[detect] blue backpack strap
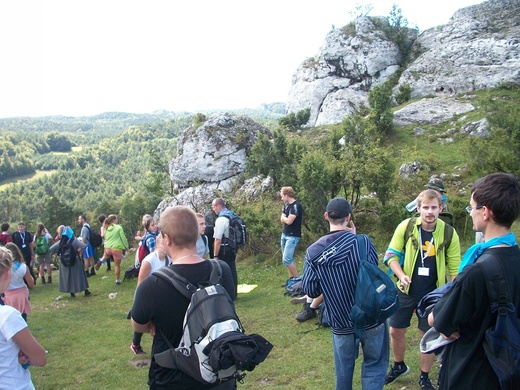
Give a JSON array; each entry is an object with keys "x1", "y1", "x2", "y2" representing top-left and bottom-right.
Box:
[{"x1": 356, "y1": 234, "x2": 367, "y2": 263}]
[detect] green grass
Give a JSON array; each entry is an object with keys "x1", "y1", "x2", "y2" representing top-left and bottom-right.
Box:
[{"x1": 27, "y1": 254, "x2": 439, "y2": 390}]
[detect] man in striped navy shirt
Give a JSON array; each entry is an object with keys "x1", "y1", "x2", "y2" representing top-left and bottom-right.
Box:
[{"x1": 302, "y1": 197, "x2": 389, "y2": 390}]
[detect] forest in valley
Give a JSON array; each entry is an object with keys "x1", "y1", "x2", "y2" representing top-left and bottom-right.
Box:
[{"x1": 1, "y1": 85, "x2": 520, "y2": 255}]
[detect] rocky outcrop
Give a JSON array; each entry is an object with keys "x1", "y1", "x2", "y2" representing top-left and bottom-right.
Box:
[
  {"x1": 287, "y1": 17, "x2": 416, "y2": 127},
  {"x1": 286, "y1": 0, "x2": 520, "y2": 127},
  {"x1": 169, "y1": 112, "x2": 271, "y2": 187},
  {"x1": 393, "y1": 97, "x2": 475, "y2": 126},
  {"x1": 155, "y1": 175, "x2": 274, "y2": 220},
  {"x1": 397, "y1": 0, "x2": 520, "y2": 98}
]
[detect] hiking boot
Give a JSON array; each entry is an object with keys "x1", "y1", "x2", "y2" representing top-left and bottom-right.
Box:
[
  {"x1": 86, "y1": 270, "x2": 90, "y2": 278},
  {"x1": 84, "y1": 289, "x2": 91, "y2": 297},
  {"x1": 290, "y1": 296, "x2": 307, "y2": 305},
  {"x1": 419, "y1": 376, "x2": 435, "y2": 389},
  {"x1": 295, "y1": 303, "x2": 316, "y2": 322},
  {"x1": 385, "y1": 363, "x2": 410, "y2": 384},
  {"x1": 130, "y1": 344, "x2": 145, "y2": 355},
  {"x1": 90, "y1": 267, "x2": 96, "y2": 276},
  {"x1": 41, "y1": 276, "x2": 46, "y2": 284},
  {"x1": 70, "y1": 293, "x2": 76, "y2": 298},
  {"x1": 47, "y1": 276, "x2": 52, "y2": 284}
]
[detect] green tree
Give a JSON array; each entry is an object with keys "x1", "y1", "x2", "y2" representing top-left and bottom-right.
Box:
[{"x1": 368, "y1": 82, "x2": 394, "y2": 134}]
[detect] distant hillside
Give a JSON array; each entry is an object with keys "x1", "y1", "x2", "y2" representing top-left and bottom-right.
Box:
[{"x1": 0, "y1": 103, "x2": 285, "y2": 135}]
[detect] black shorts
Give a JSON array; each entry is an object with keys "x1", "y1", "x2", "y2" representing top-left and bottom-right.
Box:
[{"x1": 389, "y1": 290, "x2": 431, "y2": 332}]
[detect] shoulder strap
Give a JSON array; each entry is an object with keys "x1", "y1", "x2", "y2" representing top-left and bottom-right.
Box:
[
  {"x1": 154, "y1": 267, "x2": 197, "y2": 300},
  {"x1": 153, "y1": 261, "x2": 223, "y2": 300},
  {"x1": 202, "y1": 234, "x2": 208, "y2": 249},
  {"x1": 356, "y1": 235, "x2": 367, "y2": 262},
  {"x1": 438, "y1": 224, "x2": 454, "y2": 251},
  {"x1": 477, "y1": 254, "x2": 511, "y2": 309},
  {"x1": 405, "y1": 215, "x2": 419, "y2": 251}
]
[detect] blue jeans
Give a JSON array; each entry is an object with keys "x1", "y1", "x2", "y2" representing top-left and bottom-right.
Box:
[
  {"x1": 280, "y1": 233, "x2": 300, "y2": 266},
  {"x1": 332, "y1": 322, "x2": 389, "y2": 390}
]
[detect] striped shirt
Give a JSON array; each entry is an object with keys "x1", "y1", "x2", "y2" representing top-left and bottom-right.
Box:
[{"x1": 302, "y1": 230, "x2": 380, "y2": 335}]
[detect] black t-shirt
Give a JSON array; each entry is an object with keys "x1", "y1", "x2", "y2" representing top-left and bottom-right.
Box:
[
  {"x1": 11, "y1": 231, "x2": 33, "y2": 262},
  {"x1": 131, "y1": 260, "x2": 235, "y2": 389},
  {"x1": 434, "y1": 246, "x2": 520, "y2": 389},
  {"x1": 409, "y1": 228, "x2": 438, "y2": 298},
  {"x1": 282, "y1": 201, "x2": 303, "y2": 237}
]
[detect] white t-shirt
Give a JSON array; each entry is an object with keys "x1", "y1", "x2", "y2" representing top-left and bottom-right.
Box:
[
  {"x1": 196, "y1": 235, "x2": 209, "y2": 258},
  {"x1": 142, "y1": 252, "x2": 169, "y2": 274},
  {"x1": 0, "y1": 305, "x2": 34, "y2": 390},
  {"x1": 7, "y1": 262, "x2": 27, "y2": 290}
]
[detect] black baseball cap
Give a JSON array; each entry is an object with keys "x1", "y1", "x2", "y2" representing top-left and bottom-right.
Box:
[{"x1": 326, "y1": 197, "x2": 352, "y2": 218}]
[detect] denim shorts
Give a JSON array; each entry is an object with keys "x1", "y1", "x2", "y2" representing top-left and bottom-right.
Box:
[{"x1": 280, "y1": 233, "x2": 300, "y2": 266}]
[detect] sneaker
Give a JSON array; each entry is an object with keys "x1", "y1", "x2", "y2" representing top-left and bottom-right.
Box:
[
  {"x1": 130, "y1": 344, "x2": 145, "y2": 355},
  {"x1": 295, "y1": 303, "x2": 316, "y2": 322},
  {"x1": 290, "y1": 296, "x2": 307, "y2": 305},
  {"x1": 419, "y1": 376, "x2": 435, "y2": 389},
  {"x1": 385, "y1": 363, "x2": 410, "y2": 384},
  {"x1": 116, "y1": 279, "x2": 121, "y2": 285}
]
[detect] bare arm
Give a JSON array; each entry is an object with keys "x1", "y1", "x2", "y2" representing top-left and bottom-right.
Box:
[
  {"x1": 131, "y1": 318, "x2": 155, "y2": 336},
  {"x1": 12, "y1": 327, "x2": 46, "y2": 367},
  {"x1": 24, "y1": 267, "x2": 34, "y2": 288},
  {"x1": 388, "y1": 260, "x2": 411, "y2": 292},
  {"x1": 281, "y1": 213, "x2": 297, "y2": 225},
  {"x1": 214, "y1": 238, "x2": 221, "y2": 259},
  {"x1": 137, "y1": 261, "x2": 151, "y2": 286}
]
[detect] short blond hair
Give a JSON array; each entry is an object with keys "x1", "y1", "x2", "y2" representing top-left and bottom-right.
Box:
[{"x1": 417, "y1": 189, "x2": 442, "y2": 208}]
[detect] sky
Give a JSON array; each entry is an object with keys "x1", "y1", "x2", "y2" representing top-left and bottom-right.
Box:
[{"x1": 0, "y1": 0, "x2": 484, "y2": 118}]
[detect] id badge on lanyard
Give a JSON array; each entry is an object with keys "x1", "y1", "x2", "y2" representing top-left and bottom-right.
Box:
[{"x1": 418, "y1": 228, "x2": 433, "y2": 277}]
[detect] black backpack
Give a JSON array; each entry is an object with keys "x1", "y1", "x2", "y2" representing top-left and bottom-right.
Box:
[
  {"x1": 478, "y1": 255, "x2": 520, "y2": 388},
  {"x1": 222, "y1": 213, "x2": 247, "y2": 250},
  {"x1": 153, "y1": 261, "x2": 272, "y2": 385},
  {"x1": 85, "y1": 225, "x2": 102, "y2": 248},
  {"x1": 58, "y1": 235, "x2": 77, "y2": 267}
]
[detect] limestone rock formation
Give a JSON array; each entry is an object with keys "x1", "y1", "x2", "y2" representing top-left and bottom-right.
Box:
[
  {"x1": 398, "y1": 0, "x2": 520, "y2": 99},
  {"x1": 286, "y1": 0, "x2": 520, "y2": 127},
  {"x1": 169, "y1": 112, "x2": 271, "y2": 187},
  {"x1": 287, "y1": 17, "x2": 416, "y2": 127}
]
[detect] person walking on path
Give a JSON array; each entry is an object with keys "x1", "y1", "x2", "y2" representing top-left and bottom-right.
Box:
[{"x1": 100, "y1": 215, "x2": 129, "y2": 285}]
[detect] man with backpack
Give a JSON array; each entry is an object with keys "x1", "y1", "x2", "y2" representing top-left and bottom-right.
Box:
[
  {"x1": 383, "y1": 189, "x2": 461, "y2": 389},
  {"x1": 301, "y1": 197, "x2": 389, "y2": 390},
  {"x1": 131, "y1": 206, "x2": 236, "y2": 389},
  {"x1": 211, "y1": 198, "x2": 238, "y2": 299},
  {"x1": 431, "y1": 172, "x2": 520, "y2": 389}
]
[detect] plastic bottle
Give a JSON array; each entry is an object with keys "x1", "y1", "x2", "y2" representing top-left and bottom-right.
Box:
[{"x1": 405, "y1": 199, "x2": 418, "y2": 212}]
